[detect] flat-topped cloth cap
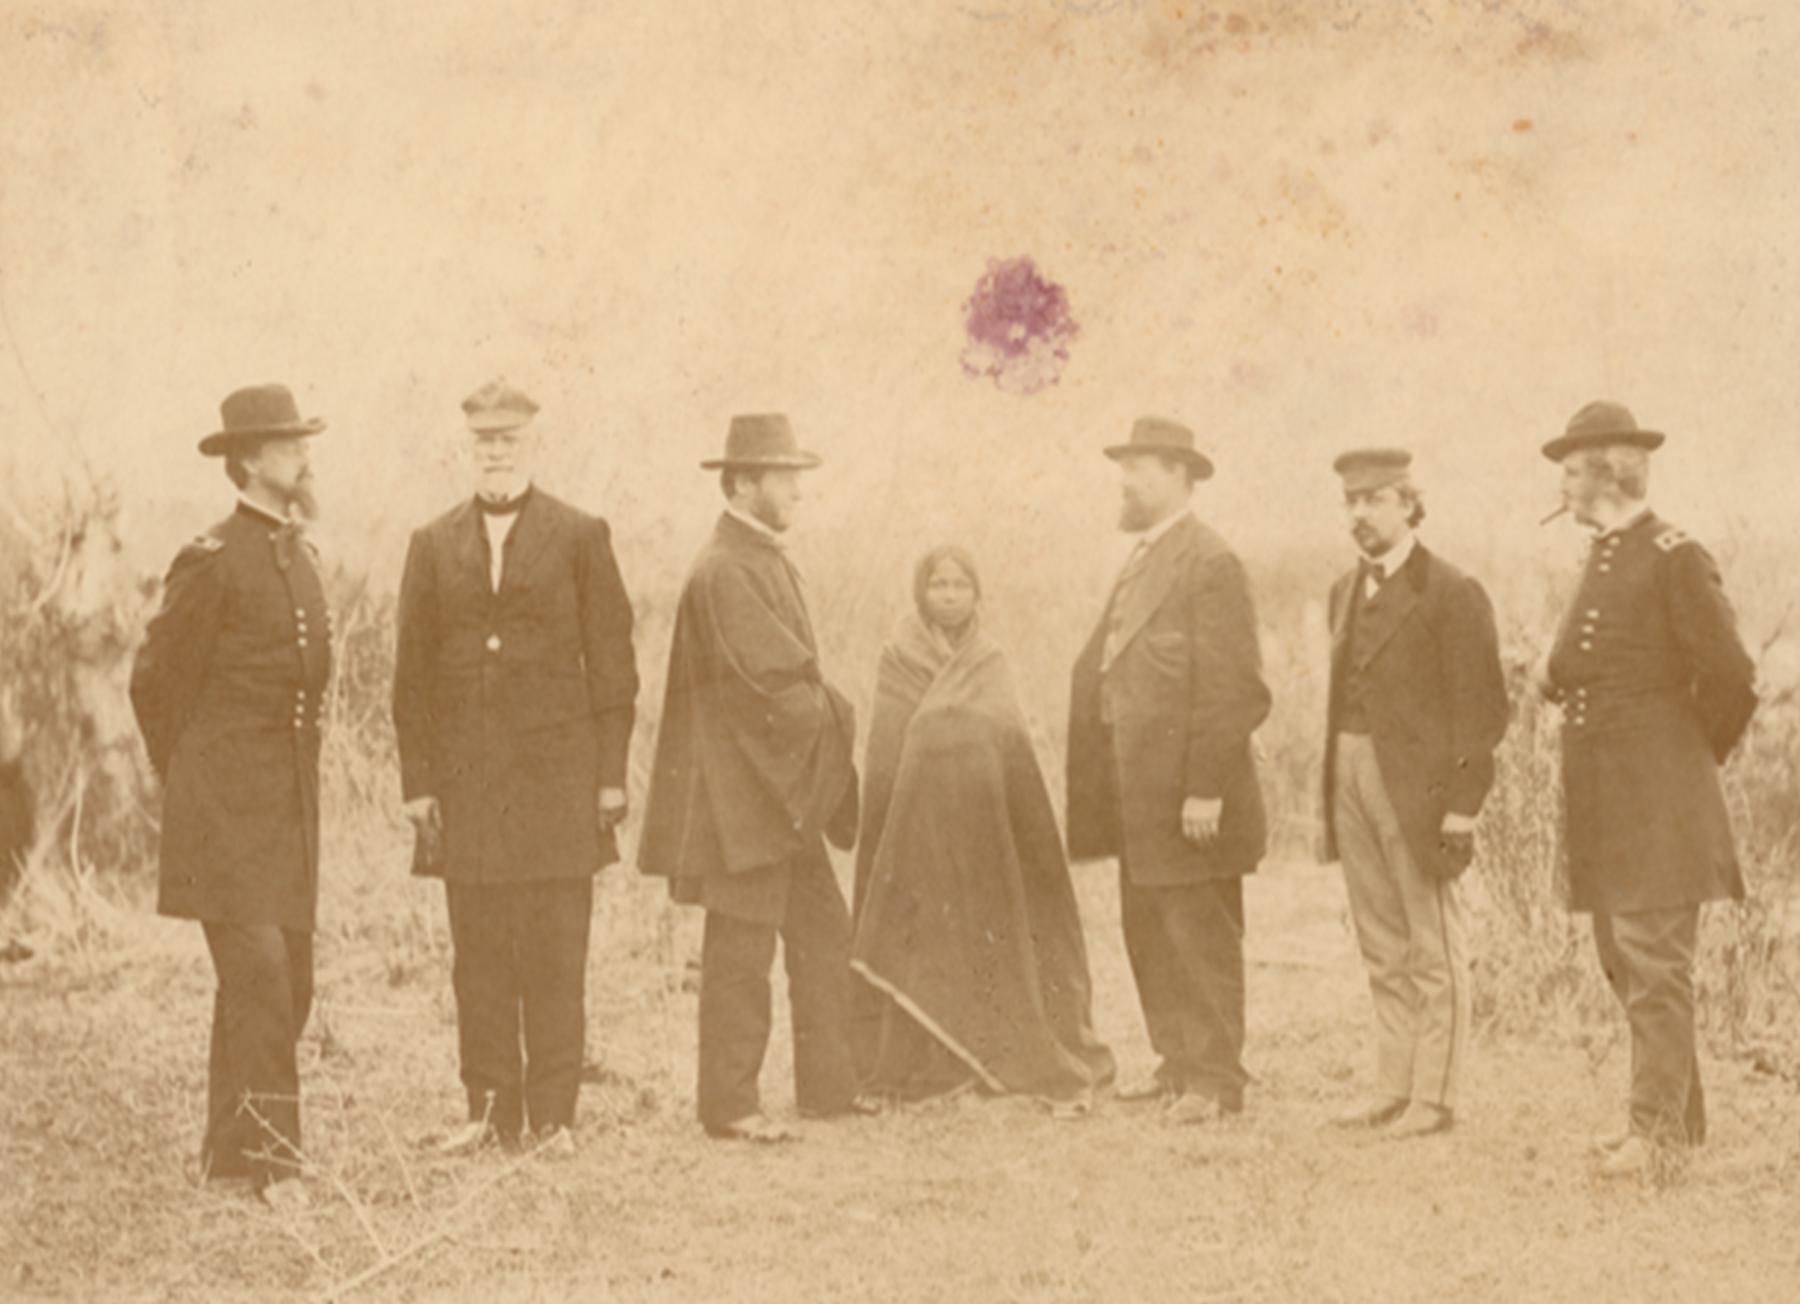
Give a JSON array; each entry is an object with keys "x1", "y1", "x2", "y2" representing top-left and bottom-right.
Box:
[
  {"x1": 1103, "y1": 416, "x2": 1215, "y2": 479},
  {"x1": 199, "y1": 383, "x2": 326, "y2": 456},
  {"x1": 700, "y1": 414, "x2": 823, "y2": 470},
  {"x1": 1542, "y1": 400, "x2": 1665, "y2": 462},
  {"x1": 462, "y1": 378, "x2": 540, "y2": 433},
  {"x1": 1333, "y1": 447, "x2": 1414, "y2": 493}
]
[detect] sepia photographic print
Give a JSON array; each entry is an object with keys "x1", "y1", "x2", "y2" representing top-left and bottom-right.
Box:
[{"x1": 2, "y1": 1, "x2": 1797, "y2": 1300}]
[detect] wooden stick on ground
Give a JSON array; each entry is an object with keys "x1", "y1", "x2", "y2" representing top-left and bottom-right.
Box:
[{"x1": 316, "y1": 1155, "x2": 530, "y2": 1303}]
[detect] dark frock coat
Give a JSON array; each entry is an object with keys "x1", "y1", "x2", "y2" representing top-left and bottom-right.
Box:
[
  {"x1": 1320, "y1": 543, "x2": 1511, "y2": 879},
  {"x1": 392, "y1": 489, "x2": 638, "y2": 882},
  {"x1": 131, "y1": 504, "x2": 334, "y2": 929},
  {"x1": 1545, "y1": 513, "x2": 1755, "y2": 913},
  {"x1": 1066, "y1": 512, "x2": 1271, "y2": 886}
]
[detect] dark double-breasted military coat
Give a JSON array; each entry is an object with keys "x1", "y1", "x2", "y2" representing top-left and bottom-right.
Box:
[
  {"x1": 130, "y1": 502, "x2": 335, "y2": 930},
  {"x1": 1320, "y1": 543, "x2": 1511, "y2": 879},
  {"x1": 1066, "y1": 512, "x2": 1271, "y2": 885},
  {"x1": 392, "y1": 489, "x2": 638, "y2": 882},
  {"x1": 1546, "y1": 512, "x2": 1757, "y2": 914}
]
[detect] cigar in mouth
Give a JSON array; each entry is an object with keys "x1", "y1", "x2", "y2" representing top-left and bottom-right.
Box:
[{"x1": 1538, "y1": 504, "x2": 1569, "y2": 526}]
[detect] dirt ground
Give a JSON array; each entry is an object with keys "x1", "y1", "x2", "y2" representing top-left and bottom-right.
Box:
[{"x1": 4, "y1": 861, "x2": 1798, "y2": 1303}]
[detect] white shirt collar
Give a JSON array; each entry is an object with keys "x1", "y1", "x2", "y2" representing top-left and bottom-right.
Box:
[
  {"x1": 1130, "y1": 507, "x2": 1191, "y2": 552},
  {"x1": 1361, "y1": 532, "x2": 1417, "y2": 578},
  {"x1": 726, "y1": 505, "x2": 786, "y2": 546},
  {"x1": 236, "y1": 494, "x2": 290, "y2": 527},
  {"x1": 1595, "y1": 505, "x2": 1653, "y2": 540}
]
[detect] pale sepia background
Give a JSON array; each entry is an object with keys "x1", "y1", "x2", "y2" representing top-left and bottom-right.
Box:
[{"x1": 3, "y1": 2, "x2": 1798, "y2": 1300}]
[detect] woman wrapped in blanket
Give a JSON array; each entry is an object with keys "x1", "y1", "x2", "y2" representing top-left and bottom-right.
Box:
[{"x1": 849, "y1": 546, "x2": 1114, "y2": 1110}]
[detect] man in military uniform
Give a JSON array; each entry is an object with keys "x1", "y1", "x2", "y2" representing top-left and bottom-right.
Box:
[
  {"x1": 1320, "y1": 449, "x2": 1509, "y2": 1139},
  {"x1": 1540, "y1": 400, "x2": 1757, "y2": 1178},
  {"x1": 393, "y1": 380, "x2": 638, "y2": 1158},
  {"x1": 130, "y1": 383, "x2": 334, "y2": 1209},
  {"x1": 1066, "y1": 417, "x2": 1271, "y2": 1126},
  {"x1": 638, "y1": 414, "x2": 865, "y2": 1142}
]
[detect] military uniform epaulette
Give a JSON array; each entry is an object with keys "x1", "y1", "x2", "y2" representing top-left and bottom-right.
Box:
[{"x1": 1653, "y1": 526, "x2": 1692, "y2": 553}]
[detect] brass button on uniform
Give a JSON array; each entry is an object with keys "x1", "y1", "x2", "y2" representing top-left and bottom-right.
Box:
[{"x1": 486, "y1": 634, "x2": 502, "y2": 652}]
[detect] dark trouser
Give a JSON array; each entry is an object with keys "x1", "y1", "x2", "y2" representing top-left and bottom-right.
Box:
[
  {"x1": 200, "y1": 923, "x2": 314, "y2": 1187},
  {"x1": 444, "y1": 875, "x2": 593, "y2": 1139},
  {"x1": 1593, "y1": 907, "x2": 1706, "y2": 1146},
  {"x1": 1119, "y1": 866, "x2": 1248, "y2": 1111},
  {"x1": 697, "y1": 845, "x2": 856, "y2": 1130}
]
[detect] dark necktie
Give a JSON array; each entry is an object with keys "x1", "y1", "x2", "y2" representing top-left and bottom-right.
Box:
[{"x1": 477, "y1": 489, "x2": 530, "y2": 516}]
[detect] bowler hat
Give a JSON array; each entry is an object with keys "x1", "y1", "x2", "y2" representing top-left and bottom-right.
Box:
[
  {"x1": 199, "y1": 384, "x2": 326, "y2": 456},
  {"x1": 1333, "y1": 447, "x2": 1414, "y2": 494},
  {"x1": 1104, "y1": 416, "x2": 1214, "y2": 479},
  {"x1": 700, "y1": 414, "x2": 822, "y2": 471},
  {"x1": 462, "y1": 378, "x2": 540, "y2": 434},
  {"x1": 1542, "y1": 400, "x2": 1665, "y2": 462}
]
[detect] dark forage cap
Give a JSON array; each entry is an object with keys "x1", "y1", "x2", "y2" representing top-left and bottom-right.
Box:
[
  {"x1": 1332, "y1": 447, "x2": 1414, "y2": 494},
  {"x1": 462, "y1": 378, "x2": 540, "y2": 433}
]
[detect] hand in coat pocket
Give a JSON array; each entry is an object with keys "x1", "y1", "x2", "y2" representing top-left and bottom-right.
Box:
[{"x1": 405, "y1": 796, "x2": 443, "y2": 873}]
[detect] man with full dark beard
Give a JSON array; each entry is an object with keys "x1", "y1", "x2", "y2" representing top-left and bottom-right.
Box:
[
  {"x1": 1066, "y1": 416, "x2": 1271, "y2": 1126},
  {"x1": 130, "y1": 383, "x2": 334, "y2": 1210}
]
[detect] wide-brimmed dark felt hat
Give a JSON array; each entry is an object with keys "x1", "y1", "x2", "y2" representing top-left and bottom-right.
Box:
[
  {"x1": 700, "y1": 414, "x2": 822, "y2": 470},
  {"x1": 199, "y1": 383, "x2": 325, "y2": 457},
  {"x1": 1542, "y1": 400, "x2": 1665, "y2": 462},
  {"x1": 1103, "y1": 416, "x2": 1214, "y2": 479}
]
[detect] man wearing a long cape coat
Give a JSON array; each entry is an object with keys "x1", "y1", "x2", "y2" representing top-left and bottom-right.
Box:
[
  {"x1": 851, "y1": 591, "x2": 1115, "y2": 1103},
  {"x1": 638, "y1": 415, "x2": 862, "y2": 1139}
]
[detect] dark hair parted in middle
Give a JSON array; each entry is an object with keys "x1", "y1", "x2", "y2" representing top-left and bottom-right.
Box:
[{"x1": 913, "y1": 544, "x2": 981, "y2": 620}]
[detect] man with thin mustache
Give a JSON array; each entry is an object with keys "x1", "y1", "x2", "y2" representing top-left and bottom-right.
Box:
[
  {"x1": 130, "y1": 383, "x2": 333, "y2": 1210},
  {"x1": 1320, "y1": 449, "x2": 1508, "y2": 1140}
]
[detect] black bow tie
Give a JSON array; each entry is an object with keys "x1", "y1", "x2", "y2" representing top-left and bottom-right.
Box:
[
  {"x1": 1360, "y1": 558, "x2": 1389, "y2": 588},
  {"x1": 477, "y1": 489, "x2": 531, "y2": 517}
]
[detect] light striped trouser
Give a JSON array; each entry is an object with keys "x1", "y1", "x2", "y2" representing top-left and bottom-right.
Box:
[{"x1": 1333, "y1": 732, "x2": 1469, "y2": 1110}]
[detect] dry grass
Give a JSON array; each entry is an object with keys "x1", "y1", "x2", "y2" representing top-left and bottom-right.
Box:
[{"x1": 5, "y1": 862, "x2": 1800, "y2": 1302}]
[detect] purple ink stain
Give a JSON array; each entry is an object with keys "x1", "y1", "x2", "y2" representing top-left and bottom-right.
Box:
[{"x1": 959, "y1": 256, "x2": 1078, "y2": 395}]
